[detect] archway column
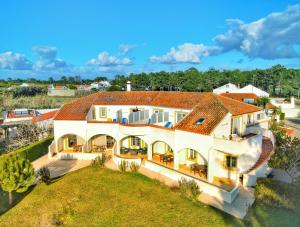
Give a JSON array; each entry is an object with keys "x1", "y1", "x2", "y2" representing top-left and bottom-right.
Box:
[
  {"x1": 147, "y1": 145, "x2": 152, "y2": 160},
  {"x1": 207, "y1": 149, "x2": 215, "y2": 183},
  {"x1": 174, "y1": 151, "x2": 179, "y2": 170}
]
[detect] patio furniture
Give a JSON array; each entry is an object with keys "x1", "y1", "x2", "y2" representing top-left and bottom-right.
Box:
[
  {"x1": 190, "y1": 164, "x2": 207, "y2": 176},
  {"x1": 73, "y1": 145, "x2": 82, "y2": 152}
]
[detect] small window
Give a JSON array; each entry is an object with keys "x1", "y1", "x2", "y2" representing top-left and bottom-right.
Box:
[
  {"x1": 92, "y1": 108, "x2": 96, "y2": 119},
  {"x1": 175, "y1": 112, "x2": 187, "y2": 123},
  {"x1": 187, "y1": 149, "x2": 197, "y2": 160},
  {"x1": 131, "y1": 137, "x2": 141, "y2": 147},
  {"x1": 225, "y1": 155, "x2": 237, "y2": 169},
  {"x1": 99, "y1": 107, "x2": 107, "y2": 118},
  {"x1": 257, "y1": 113, "x2": 264, "y2": 121},
  {"x1": 194, "y1": 117, "x2": 205, "y2": 125}
]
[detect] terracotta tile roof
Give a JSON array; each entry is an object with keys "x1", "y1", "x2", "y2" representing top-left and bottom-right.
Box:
[
  {"x1": 33, "y1": 110, "x2": 58, "y2": 123},
  {"x1": 7, "y1": 110, "x2": 36, "y2": 119},
  {"x1": 247, "y1": 137, "x2": 274, "y2": 173},
  {"x1": 220, "y1": 93, "x2": 259, "y2": 102},
  {"x1": 54, "y1": 91, "x2": 261, "y2": 135}
]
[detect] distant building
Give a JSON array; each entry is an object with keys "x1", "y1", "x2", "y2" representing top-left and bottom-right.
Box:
[
  {"x1": 4, "y1": 109, "x2": 37, "y2": 123},
  {"x1": 213, "y1": 83, "x2": 239, "y2": 94},
  {"x1": 90, "y1": 81, "x2": 111, "y2": 90},
  {"x1": 214, "y1": 83, "x2": 269, "y2": 98},
  {"x1": 33, "y1": 110, "x2": 58, "y2": 129},
  {"x1": 233, "y1": 84, "x2": 269, "y2": 97},
  {"x1": 48, "y1": 84, "x2": 75, "y2": 96}
]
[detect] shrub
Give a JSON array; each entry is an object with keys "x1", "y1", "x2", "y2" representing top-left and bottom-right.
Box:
[
  {"x1": 91, "y1": 154, "x2": 108, "y2": 168},
  {"x1": 129, "y1": 162, "x2": 140, "y2": 172},
  {"x1": 178, "y1": 178, "x2": 200, "y2": 200},
  {"x1": 36, "y1": 166, "x2": 51, "y2": 185},
  {"x1": 118, "y1": 160, "x2": 128, "y2": 172},
  {"x1": 255, "y1": 178, "x2": 300, "y2": 211}
]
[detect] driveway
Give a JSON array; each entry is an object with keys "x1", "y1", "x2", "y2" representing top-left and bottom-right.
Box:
[{"x1": 32, "y1": 155, "x2": 91, "y2": 178}]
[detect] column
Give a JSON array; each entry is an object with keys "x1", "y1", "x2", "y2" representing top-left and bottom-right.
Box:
[
  {"x1": 207, "y1": 149, "x2": 214, "y2": 183},
  {"x1": 173, "y1": 151, "x2": 179, "y2": 170},
  {"x1": 147, "y1": 145, "x2": 152, "y2": 160}
]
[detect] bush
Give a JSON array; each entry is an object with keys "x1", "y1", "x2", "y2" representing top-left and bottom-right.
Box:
[
  {"x1": 255, "y1": 178, "x2": 300, "y2": 211},
  {"x1": 280, "y1": 112, "x2": 285, "y2": 120},
  {"x1": 91, "y1": 154, "x2": 108, "y2": 168},
  {"x1": 36, "y1": 166, "x2": 51, "y2": 185},
  {"x1": 10, "y1": 137, "x2": 53, "y2": 162},
  {"x1": 118, "y1": 160, "x2": 128, "y2": 172},
  {"x1": 129, "y1": 162, "x2": 140, "y2": 172},
  {"x1": 178, "y1": 178, "x2": 200, "y2": 200}
]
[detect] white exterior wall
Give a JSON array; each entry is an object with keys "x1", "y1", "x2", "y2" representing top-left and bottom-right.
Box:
[{"x1": 89, "y1": 105, "x2": 191, "y2": 126}]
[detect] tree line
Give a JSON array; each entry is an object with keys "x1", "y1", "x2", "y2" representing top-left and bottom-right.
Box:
[
  {"x1": 0, "y1": 65, "x2": 299, "y2": 97},
  {"x1": 110, "y1": 65, "x2": 300, "y2": 97}
]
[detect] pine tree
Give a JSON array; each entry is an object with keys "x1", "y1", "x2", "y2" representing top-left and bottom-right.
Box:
[{"x1": 0, "y1": 155, "x2": 35, "y2": 205}]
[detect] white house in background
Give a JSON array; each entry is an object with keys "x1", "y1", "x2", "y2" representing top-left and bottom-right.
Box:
[
  {"x1": 91, "y1": 81, "x2": 111, "y2": 90},
  {"x1": 233, "y1": 84, "x2": 269, "y2": 97},
  {"x1": 213, "y1": 83, "x2": 239, "y2": 94},
  {"x1": 49, "y1": 88, "x2": 275, "y2": 204},
  {"x1": 20, "y1": 83, "x2": 30, "y2": 87},
  {"x1": 270, "y1": 97, "x2": 295, "y2": 109},
  {"x1": 4, "y1": 109, "x2": 38, "y2": 123}
]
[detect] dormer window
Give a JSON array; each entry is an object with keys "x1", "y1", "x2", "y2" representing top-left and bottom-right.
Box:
[
  {"x1": 194, "y1": 117, "x2": 205, "y2": 125},
  {"x1": 99, "y1": 107, "x2": 107, "y2": 118}
]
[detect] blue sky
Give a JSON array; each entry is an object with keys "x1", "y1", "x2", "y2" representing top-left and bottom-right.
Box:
[{"x1": 0, "y1": 0, "x2": 300, "y2": 79}]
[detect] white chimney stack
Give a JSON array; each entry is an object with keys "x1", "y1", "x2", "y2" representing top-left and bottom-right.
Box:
[{"x1": 126, "y1": 81, "x2": 131, "y2": 92}]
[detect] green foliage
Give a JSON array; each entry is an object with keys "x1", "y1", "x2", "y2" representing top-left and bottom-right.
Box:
[
  {"x1": 118, "y1": 160, "x2": 128, "y2": 172},
  {"x1": 255, "y1": 178, "x2": 300, "y2": 211},
  {"x1": 9, "y1": 137, "x2": 53, "y2": 162},
  {"x1": 257, "y1": 97, "x2": 270, "y2": 109},
  {"x1": 268, "y1": 123, "x2": 300, "y2": 181},
  {"x1": 178, "y1": 177, "x2": 201, "y2": 200},
  {"x1": 129, "y1": 162, "x2": 140, "y2": 172},
  {"x1": 11, "y1": 87, "x2": 47, "y2": 98},
  {"x1": 0, "y1": 155, "x2": 35, "y2": 205},
  {"x1": 109, "y1": 65, "x2": 300, "y2": 97},
  {"x1": 91, "y1": 154, "x2": 109, "y2": 168},
  {"x1": 280, "y1": 112, "x2": 285, "y2": 120},
  {"x1": 36, "y1": 166, "x2": 51, "y2": 185}
]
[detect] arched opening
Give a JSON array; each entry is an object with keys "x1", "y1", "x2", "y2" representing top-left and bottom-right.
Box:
[
  {"x1": 88, "y1": 134, "x2": 116, "y2": 155},
  {"x1": 152, "y1": 141, "x2": 174, "y2": 167},
  {"x1": 57, "y1": 134, "x2": 85, "y2": 153},
  {"x1": 119, "y1": 136, "x2": 148, "y2": 158},
  {"x1": 178, "y1": 148, "x2": 207, "y2": 180}
]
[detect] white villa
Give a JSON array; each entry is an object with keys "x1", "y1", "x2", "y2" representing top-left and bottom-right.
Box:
[
  {"x1": 213, "y1": 83, "x2": 239, "y2": 94},
  {"x1": 213, "y1": 84, "x2": 270, "y2": 97},
  {"x1": 48, "y1": 87, "x2": 275, "y2": 203}
]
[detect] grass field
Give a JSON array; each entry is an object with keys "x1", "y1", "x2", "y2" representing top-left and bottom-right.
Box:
[{"x1": 0, "y1": 167, "x2": 299, "y2": 226}]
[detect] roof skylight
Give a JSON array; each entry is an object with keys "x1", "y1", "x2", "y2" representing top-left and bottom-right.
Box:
[{"x1": 194, "y1": 117, "x2": 205, "y2": 125}]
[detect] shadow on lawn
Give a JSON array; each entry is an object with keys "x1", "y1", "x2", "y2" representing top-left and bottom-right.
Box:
[{"x1": 0, "y1": 185, "x2": 35, "y2": 216}]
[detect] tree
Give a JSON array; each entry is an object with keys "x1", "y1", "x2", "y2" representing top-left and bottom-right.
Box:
[
  {"x1": 269, "y1": 124, "x2": 300, "y2": 182},
  {"x1": 257, "y1": 97, "x2": 270, "y2": 109},
  {"x1": 0, "y1": 155, "x2": 35, "y2": 205}
]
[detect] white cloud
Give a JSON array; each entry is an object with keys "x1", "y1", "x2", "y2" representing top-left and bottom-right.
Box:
[
  {"x1": 214, "y1": 4, "x2": 300, "y2": 59},
  {"x1": 88, "y1": 51, "x2": 132, "y2": 66},
  {"x1": 32, "y1": 46, "x2": 67, "y2": 70},
  {"x1": 118, "y1": 44, "x2": 137, "y2": 55},
  {"x1": 149, "y1": 43, "x2": 221, "y2": 64},
  {"x1": 0, "y1": 51, "x2": 33, "y2": 70}
]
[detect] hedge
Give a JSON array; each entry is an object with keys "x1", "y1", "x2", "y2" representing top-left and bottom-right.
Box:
[{"x1": 7, "y1": 137, "x2": 53, "y2": 162}]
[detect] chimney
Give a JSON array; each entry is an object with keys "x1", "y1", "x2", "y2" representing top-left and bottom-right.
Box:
[{"x1": 126, "y1": 81, "x2": 131, "y2": 92}]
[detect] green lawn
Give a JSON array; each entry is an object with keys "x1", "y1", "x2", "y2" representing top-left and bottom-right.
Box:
[{"x1": 0, "y1": 167, "x2": 299, "y2": 226}]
